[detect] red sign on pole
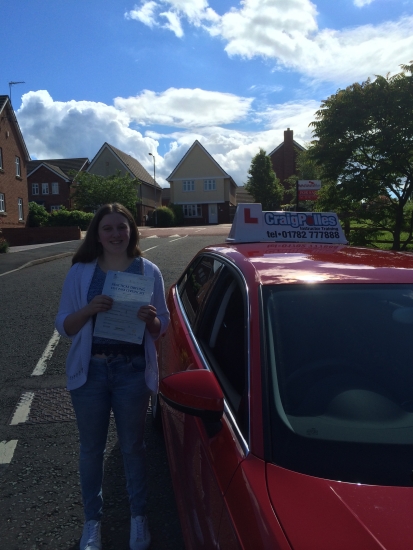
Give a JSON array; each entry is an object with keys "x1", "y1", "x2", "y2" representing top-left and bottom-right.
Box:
[{"x1": 298, "y1": 189, "x2": 319, "y2": 201}]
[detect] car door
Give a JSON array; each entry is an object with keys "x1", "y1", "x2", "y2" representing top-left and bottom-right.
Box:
[{"x1": 160, "y1": 254, "x2": 249, "y2": 549}]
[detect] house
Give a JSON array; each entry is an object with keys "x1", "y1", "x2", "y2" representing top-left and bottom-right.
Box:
[
  {"x1": 167, "y1": 140, "x2": 237, "y2": 225},
  {"x1": 161, "y1": 186, "x2": 170, "y2": 207},
  {"x1": 235, "y1": 185, "x2": 254, "y2": 204},
  {"x1": 269, "y1": 128, "x2": 305, "y2": 203},
  {"x1": 87, "y1": 143, "x2": 160, "y2": 225},
  {"x1": 27, "y1": 158, "x2": 89, "y2": 212},
  {"x1": 0, "y1": 95, "x2": 30, "y2": 228}
]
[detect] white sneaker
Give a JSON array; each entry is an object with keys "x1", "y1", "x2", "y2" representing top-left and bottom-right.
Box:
[
  {"x1": 130, "y1": 515, "x2": 151, "y2": 550},
  {"x1": 80, "y1": 520, "x2": 102, "y2": 550}
]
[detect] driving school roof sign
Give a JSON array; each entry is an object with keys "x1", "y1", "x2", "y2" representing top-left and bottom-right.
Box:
[{"x1": 226, "y1": 203, "x2": 347, "y2": 244}]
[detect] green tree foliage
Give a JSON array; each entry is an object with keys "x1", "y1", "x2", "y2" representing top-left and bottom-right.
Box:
[
  {"x1": 71, "y1": 171, "x2": 140, "y2": 215},
  {"x1": 28, "y1": 202, "x2": 50, "y2": 227},
  {"x1": 283, "y1": 147, "x2": 324, "y2": 210},
  {"x1": 48, "y1": 208, "x2": 94, "y2": 230},
  {"x1": 245, "y1": 149, "x2": 284, "y2": 210},
  {"x1": 0, "y1": 217, "x2": 8, "y2": 253},
  {"x1": 309, "y1": 62, "x2": 413, "y2": 250},
  {"x1": 169, "y1": 203, "x2": 184, "y2": 226},
  {"x1": 28, "y1": 203, "x2": 94, "y2": 230},
  {"x1": 155, "y1": 206, "x2": 175, "y2": 227}
]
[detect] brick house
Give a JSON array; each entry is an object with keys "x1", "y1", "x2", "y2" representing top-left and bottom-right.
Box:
[
  {"x1": 0, "y1": 95, "x2": 31, "y2": 228},
  {"x1": 87, "y1": 143, "x2": 160, "y2": 226},
  {"x1": 269, "y1": 128, "x2": 305, "y2": 203},
  {"x1": 27, "y1": 158, "x2": 90, "y2": 212},
  {"x1": 167, "y1": 140, "x2": 237, "y2": 225}
]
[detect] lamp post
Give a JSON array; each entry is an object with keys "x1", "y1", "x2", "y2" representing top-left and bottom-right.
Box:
[{"x1": 148, "y1": 153, "x2": 157, "y2": 226}]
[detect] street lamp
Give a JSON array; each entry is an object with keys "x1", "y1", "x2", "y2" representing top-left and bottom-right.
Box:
[{"x1": 148, "y1": 153, "x2": 157, "y2": 226}]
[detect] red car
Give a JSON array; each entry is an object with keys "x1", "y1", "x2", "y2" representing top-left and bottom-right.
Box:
[{"x1": 156, "y1": 204, "x2": 413, "y2": 549}]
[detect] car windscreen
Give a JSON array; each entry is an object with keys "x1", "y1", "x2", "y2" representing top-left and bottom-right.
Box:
[{"x1": 263, "y1": 283, "x2": 413, "y2": 486}]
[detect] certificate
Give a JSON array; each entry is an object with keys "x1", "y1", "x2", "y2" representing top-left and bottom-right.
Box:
[{"x1": 93, "y1": 270, "x2": 155, "y2": 344}]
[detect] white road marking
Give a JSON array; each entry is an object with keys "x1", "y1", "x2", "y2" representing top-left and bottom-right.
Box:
[
  {"x1": 169, "y1": 235, "x2": 188, "y2": 242},
  {"x1": 169, "y1": 235, "x2": 181, "y2": 238},
  {"x1": 146, "y1": 235, "x2": 159, "y2": 239},
  {"x1": 0, "y1": 440, "x2": 18, "y2": 464},
  {"x1": 10, "y1": 392, "x2": 35, "y2": 425},
  {"x1": 142, "y1": 246, "x2": 158, "y2": 253},
  {"x1": 31, "y1": 329, "x2": 61, "y2": 376}
]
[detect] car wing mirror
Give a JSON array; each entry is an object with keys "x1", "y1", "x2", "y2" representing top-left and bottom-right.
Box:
[{"x1": 160, "y1": 369, "x2": 224, "y2": 423}]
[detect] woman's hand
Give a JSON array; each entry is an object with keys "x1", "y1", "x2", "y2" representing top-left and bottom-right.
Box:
[
  {"x1": 63, "y1": 295, "x2": 113, "y2": 336},
  {"x1": 86, "y1": 295, "x2": 113, "y2": 316},
  {"x1": 138, "y1": 305, "x2": 161, "y2": 336}
]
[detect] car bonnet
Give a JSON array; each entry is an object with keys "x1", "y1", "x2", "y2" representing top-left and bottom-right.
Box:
[{"x1": 266, "y1": 462, "x2": 413, "y2": 550}]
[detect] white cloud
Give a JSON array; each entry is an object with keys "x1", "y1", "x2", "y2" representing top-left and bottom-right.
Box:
[
  {"x1": 125, "y1": 0, "x2": 219, "y2": 35},
  {"x1": 160, "y1": 0, "x2": 218, "y2": 25},
  {"x1": 114, "y1": 88, "x2": 254, "y2": 127},
  {"x1": 214, "y1": 0, "x2": 413, "y2": 85},
  {"x1": 17, "y1": 90, "x2": 158, "y2": 170},
  {"x1": 160, "y1": 10, "x2": 184, "y2": 37},
  {"x1": 354, "y1": 0, "x2": 375, "y2": 6},
  {"x1": 16, "y1": 89, "x2": 315, "y2": 187},
  {"x1": 125, "y1": 1, "x2": 158, "y2": 27},
  {"x1": 148, "y1": 98, "x2": 317, "y2": 185},
  {"x1": 126, "y1": 0, "x2": 413, "y2": 86}
]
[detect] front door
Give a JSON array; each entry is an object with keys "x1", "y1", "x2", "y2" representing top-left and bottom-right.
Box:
[{"x1": 208, "y1": 203, "x2": 218, "y2": 224}]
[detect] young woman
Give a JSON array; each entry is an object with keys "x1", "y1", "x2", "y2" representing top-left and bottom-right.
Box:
[{"x1": 56, "y1": 203, "x2": 169, "y2": 550}]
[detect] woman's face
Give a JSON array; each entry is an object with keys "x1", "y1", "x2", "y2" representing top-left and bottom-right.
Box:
[{"x1": 97, "y1": 212, "x2": 131, "y2": 256}]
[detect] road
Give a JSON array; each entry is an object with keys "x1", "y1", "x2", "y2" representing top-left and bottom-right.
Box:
[{"x1": 0, "y1": 230, "x2": 229, "y2": 550}]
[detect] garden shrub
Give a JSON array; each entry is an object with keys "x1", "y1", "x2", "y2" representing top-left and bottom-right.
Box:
[
  {"x1": 169, "y1": 203, "x2": 184, "y2": 226},
  {"x1": 0, "y1": 237, "x2": 9, "y2": 253},
  {"x1": 28, "y1": 202, "x2": 50, "y2": 227},
  {"x1": 48, "y1": 208, "x2": 93, "y2": 230},
  {"x1": 155, "y1": 207, "x2": 176, "y2": 227}
]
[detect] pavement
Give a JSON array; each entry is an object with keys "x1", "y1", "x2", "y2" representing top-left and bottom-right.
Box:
[{"x1": 0, "y1": 240, "x2": 81, "y2": 276}]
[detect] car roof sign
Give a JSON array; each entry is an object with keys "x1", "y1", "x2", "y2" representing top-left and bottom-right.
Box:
[{"x1": 226, "y1": 204, "x2": 348, "y2": 244}]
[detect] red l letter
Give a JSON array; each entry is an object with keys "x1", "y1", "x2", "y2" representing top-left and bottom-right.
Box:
[{"x1": 244, "y1": 208, "x2": 258, "y2": 223}]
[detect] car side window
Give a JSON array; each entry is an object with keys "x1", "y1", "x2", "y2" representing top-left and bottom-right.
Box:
[
  {"x1": 178, "y1": 255, "x2": 224, "y2": 326},
  {"x1": 197, "y1": 269, "x2": 249, "y2": 439}
]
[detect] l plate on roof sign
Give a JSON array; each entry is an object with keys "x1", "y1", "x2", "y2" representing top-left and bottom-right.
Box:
[{"x1": 227, "y1": 204, "x2": 347, "y2": 244}]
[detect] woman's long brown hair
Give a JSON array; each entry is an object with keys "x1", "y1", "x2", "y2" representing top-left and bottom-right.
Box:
[{"x1": 72, "y1": 203, "x2": 142, "y2": 265}]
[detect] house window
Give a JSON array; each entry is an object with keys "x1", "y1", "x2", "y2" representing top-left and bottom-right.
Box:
[
  {"x1": 183, "y1": 204, "x2": 202, "y2": 217},
  {"x1": 50, "y1": 205, "x2": 61, "y2": 212},
  {"x1": 18, "y1": 198, "x2": 23, "y2": 220},
  {"x1": 52, "y1": 182, "x2": 59, "y2": 194},
  {"x1": 32, "y1": 183, "x2": 39, "y2": 195},
  {"x1": 0, "y1": 193, "x2": 5, "y2": 212},
  {"x1": 15, "y1": 156, "x2": 21, "y2": 177},
  {"x1": 0, "y1": 148, "x2": 3, "y2": 170},
  {"x1": 42, "y1": 183, "x2": 49, "y2": 194},
  {"x1": 204, "y1": 179, "x2": 216, "y2": 191},
  {"x1": 183, "y1": 180, "x2": 195, "y2": 192}
]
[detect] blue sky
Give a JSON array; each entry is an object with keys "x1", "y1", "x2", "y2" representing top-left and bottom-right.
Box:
[{"x1": 2, "y1": 0, "x2": 413, "y2": 187}]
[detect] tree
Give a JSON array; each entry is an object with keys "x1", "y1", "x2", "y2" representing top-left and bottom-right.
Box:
[
  {"x1": 28, "y1": 202, "x2": 50, "y2": 227},
  {"x1": 71, "y1": 171, "x2": 140, "y2": 215},
  {"x1": 309, "y1": 62, "x2": 413, "y2": 250},
  {"x1": 245, "y1": 149, "x2": 284, "y2": 210},
  {"x1": 283, "y1": 147, "x2": 324, "y2": 210}
]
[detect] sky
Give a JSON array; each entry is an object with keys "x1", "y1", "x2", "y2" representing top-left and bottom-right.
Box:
[{"x1": 1, "y1": 0, "x2": 413, "y2": 188}]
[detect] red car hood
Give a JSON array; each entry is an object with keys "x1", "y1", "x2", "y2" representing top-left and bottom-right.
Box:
[{"x1": 267, "y1": 464, "x2": 413, "y2": 550}]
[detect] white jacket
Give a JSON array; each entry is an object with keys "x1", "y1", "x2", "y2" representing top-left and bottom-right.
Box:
[{"x1": 55, "y1": 258, "x2": 170, "y2": 392}]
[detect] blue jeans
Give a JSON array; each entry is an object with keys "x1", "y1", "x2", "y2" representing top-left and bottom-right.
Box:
[{"x1": 70, "y1": 355, "x2": 150, "y2": 521}]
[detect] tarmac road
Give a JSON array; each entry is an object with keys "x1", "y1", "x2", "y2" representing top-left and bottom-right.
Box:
[{"x1": 0, "y1": 226, "x2": 230, "y2": 549}]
